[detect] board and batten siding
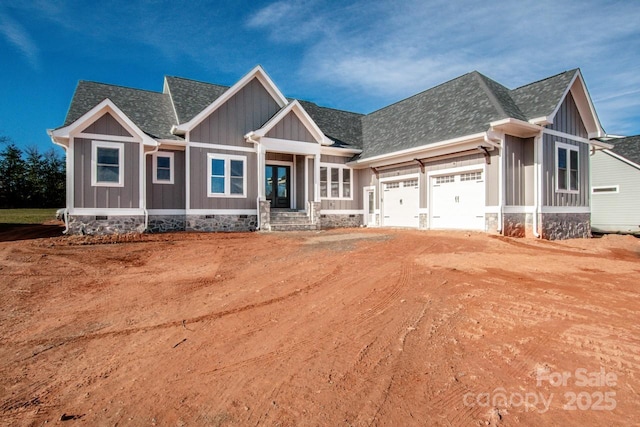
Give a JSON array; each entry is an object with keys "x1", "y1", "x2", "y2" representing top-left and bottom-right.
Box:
[
  {"x1": 189, "y1": 147, "x2": 257, "y2": 210},
  {"x1": 504, "y1": 136, "x2": 535, "y2": 206},
  {"x1": 266, "y1": 112, "x2": 316, "y2": 143},
  {"x1": 190, "y1": 78, "x2": 280, "y2": 147},
  {"x1": 73, "y1": 138, "x2": 140, "y2": 209},
  {"x1": 591, "y1": 151, "x2": 640, "y2": 233},
  {"x1": 146, "y1": 150, "x2": 186, "y2": 210},
  {"x1": 81, "y1": 113, "x2": 132, "y2": 137},
  {"x1": 541, "y1": 91, "x2": 590, "y2": 207},
  {"x1": 320, "y1": 155, "x2": 361, "y2": 210}
]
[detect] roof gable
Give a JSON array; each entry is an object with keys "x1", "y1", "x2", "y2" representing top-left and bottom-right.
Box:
[
  {"x1": 252, "y1": 100, "x2": 332, "y2": 145},
  {"x1": 174, "y1": 65, "x2": 288, "y2": 134}
]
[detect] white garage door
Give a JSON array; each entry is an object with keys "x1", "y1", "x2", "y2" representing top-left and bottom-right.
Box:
[
  {"x1": 382, "y1": 178, "x2": 419, "y2": 227},
  {"x1": 431, "y1": 170, "x2": 485, "y2": 230}
]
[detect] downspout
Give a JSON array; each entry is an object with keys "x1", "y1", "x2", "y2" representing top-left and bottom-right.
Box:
[
  {"x1": 245, "y1": 132, "x2": 262, "y2": 230},
  {"x1": 143, "y1": 144, "x2": 160, "y2": 232},
  {"x1": 533, "y1": 132, "x2": 543, "y2": 238},
  {"x1": 48, "y1": 132, "x2": 71, "y2": 234},
  {"x1": 484, "y1": 132, "x2": 502, "y2": 233}
]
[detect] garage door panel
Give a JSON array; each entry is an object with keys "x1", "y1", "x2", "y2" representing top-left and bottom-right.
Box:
[
  {"x1": 430, "y1": 170, "x2": 485, "y2": 230},
  {"x1": 383, "y1": 178, "x2": 419, "y2": 227}
]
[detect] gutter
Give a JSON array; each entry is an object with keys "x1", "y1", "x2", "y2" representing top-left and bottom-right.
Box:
[
  {"x1": 48, "y1": 129, "x2": 70, "y2": 234},
  {"x1": 484, "y1": 131, "x2": 504, "y2": 233},
  {"x1": 143, "y1": 144, "x2": 160, "y2": 232}
]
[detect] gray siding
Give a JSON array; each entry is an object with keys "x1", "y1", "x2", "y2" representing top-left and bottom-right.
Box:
[
  {"x1": 146, "y1": 150, "x2": 186, "y2": 210},
  {"x1": 504, "y1": 135, "x2": 534, "y2": 206},
  {"x1": 320, "y1": 168, "x2": 361, "y2": 211},
  {"x1": 541, "y1": 134, "x2": 590, "y2": 207},
  {"x1": 189, "y1": 147, "x2": 257, "y2": 210},
  {"x1": 591, "y1": 151, "x2": 640, "y2": 232},
  {"x1": 549, "y1": 92, "x2": 587, "y2": 138},
  {"x1": 73, "y1": 138, "x2": 140, "y2": 209},
  {"x1": 266, "y1": 111, "x2": 316, "y2": 142},
  {"x1": 191, "y1": 78, "x2": 280, "y2": 147},
  {"x1": 321, "y1": 155, "x2": 350, "y2": 164},
  {"x1": 82, "y1": 113, "x2": 132, "y2": 137}
]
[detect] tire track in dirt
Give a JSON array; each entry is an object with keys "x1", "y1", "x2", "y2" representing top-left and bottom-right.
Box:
[{"x1": 16, "y1": 265, "x2": 344, "y2": 360}]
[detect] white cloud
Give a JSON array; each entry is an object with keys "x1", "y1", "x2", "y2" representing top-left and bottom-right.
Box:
[{"x1": 0, "y1": 10, "x2": 39, "y2": 69}]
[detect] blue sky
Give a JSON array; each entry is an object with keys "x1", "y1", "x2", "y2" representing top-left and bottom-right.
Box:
[{"x1": 0, "y1": 0, "x2": 639, "y2": 153}]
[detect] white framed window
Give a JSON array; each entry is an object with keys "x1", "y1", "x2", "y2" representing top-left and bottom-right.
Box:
[
  {"x1": 207, "y1": 153, "x2": 246, "y2": 197},
  {"x1": 91, "y1": 140, "x2": 124, "y2": 187},
  {"x1": 152, "y1": 152, "x2": 174, "y2": 184},
  {"x1": 592, "y1": 185, "x2": 619, "y2": 194},
  {"x1": 435, "y1": 175, "x2": 455, "y2": 184},
  {"x1": 320, "y1": 164, "x2": 352, "y2": 199},
  {"x1": 460, "y1": 171, "x2": 482, "y2": 181},
  {"x1": 385, "y1": 182, "x2": 400, "y2": 190},
  {"x1": 556, "y1": 142, "x2": 579, "y2": 193}
]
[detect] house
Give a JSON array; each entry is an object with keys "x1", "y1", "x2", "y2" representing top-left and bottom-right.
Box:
[
  {"x1": 48, "y1": 65, "x2": 609, "y2": 239},
  {"x1": 590, "y1": 135, "x2": 640, "y2": 235}
]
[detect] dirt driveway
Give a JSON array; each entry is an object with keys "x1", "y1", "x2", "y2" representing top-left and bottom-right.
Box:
[{"x1": 1, "y1": 229, "x2": 639, "y2": 426}]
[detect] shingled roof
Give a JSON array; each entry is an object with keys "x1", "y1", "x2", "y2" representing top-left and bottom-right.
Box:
[
  {"x1": 65, "y1": 81, "x2": 179, "y2": 140},
  {"x1": 297, "y1": 100, "x2": 363, "y2": 149},
  {"x1": 606, "y1": 135, "x2": 640, "y2": 166},
  {"x1": 164, "y1": 76, "x2": 228, "y2": 123},
  {"x1": 510, "y1": 69, "x2": 578, "y2": 120}
]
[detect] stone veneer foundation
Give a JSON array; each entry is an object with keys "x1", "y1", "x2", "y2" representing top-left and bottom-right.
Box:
[
  {"x1": 502, "y1": 213, "x2": 534, "y2": 238},
  {"x1": 68, "y1": 215, "x2": 145, "y2": 235},
  {"x1": 320, "y1": 213, "x2": 363, "y2": 229},
  {"x1": 540, "y1": 212, "x2": 590, "y2": 240},
  {"x1": 147, "y1": 215, "x2": 186, "y2": 233},
  {"x1": 186, "y1": 215, "x2": 257, "y2": 232}
]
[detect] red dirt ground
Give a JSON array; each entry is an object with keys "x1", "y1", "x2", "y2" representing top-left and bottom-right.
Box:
[{"x1": 0, "y1": 228, "x2": 639, "y2": 426}]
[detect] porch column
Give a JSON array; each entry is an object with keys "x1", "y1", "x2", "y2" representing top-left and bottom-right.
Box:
[
  {"x1": 257, "y1": 144, "x2": 265, "y2": 199},
  {"x1": 314, "y1": 153, "x2": 321, "y2": 202}
]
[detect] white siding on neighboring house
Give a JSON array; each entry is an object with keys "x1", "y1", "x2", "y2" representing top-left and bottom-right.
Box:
[{"x1": 591, "y1": 150, "x2": 640, "y2": 234}]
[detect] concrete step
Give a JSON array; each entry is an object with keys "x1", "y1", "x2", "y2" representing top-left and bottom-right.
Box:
[{"x1": 270, "y1": 223, "x2": 318, "y2": 231}]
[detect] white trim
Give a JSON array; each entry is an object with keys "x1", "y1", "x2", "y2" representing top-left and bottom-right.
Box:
[
  {"x1": 49, "y1": 99, "x2": 157, "y2": 147},
  {"x1": 321, "y1": 146, "x2": 362, "y2": 156},
  {"x1": 185, "y1": 139, "x2": 191, "y2": 210},
  {"x1": 147, "y1": 209, "x2": 186, "y2": 215},
  {"x1": 152, "y1": 151, "x2": 174, "y2": 184},
  {"x1": 304, "y1": 157, "x2": 309, "y2": 208},
  {"x1": 379, "y1": 172, "x2": 421, "y2": 183},
  {"x1": 555, "y1": 141, "x2": 580, "y2": 194},
  {"x1": 484, "y1": 205, "x2": 500, "y2": 214},
  {"x1": 349, "y1": 132, "x2": 487, "y2": 166},
  {"x1": 503, "y1": 206, "x2": 537, "y2": 214},
  {"x1": 186, "y1": 209, "x2": 258, "y2": 215},
  {"x1": 266, "y1": 160, "x2": 294, "y2": 167},
  {"x1": 265, "y1": 160, "x2": 295, "y2": 210},
  {"x1": 207, "y1": 153, "x2": 248, "y2": 198},
  {"x1": 76, "y1": 132, "x2": 137, "y2": 143},
  {"x1": 91, "y1": 140, "x2": 124, "y2": 187},
  {"x1": 252, "y1": 100, "x2": 333, "y2": 146},
  {"x1": 543, "y1": 128, "x2": 590, "y2": 145},
  {"x1": 189, "y1": 141, "x2": 256, "y2": 153},
  {"x1": 322, "y1": 209, "x2": 364, "y2": 215},
  {"x1": 69, "y1": 208, "x2": 145, "y2": 216},
  {"x1": 157, "y1": 140, "x2": 187, "y2": 150},
  {"x1": 540, "y1": 206, "x2": 590, "y2": 214},
  {"x1": 320, "y1": 163, "x2": 353, "y2": 200},
  {"x1": 260, "y1": 137, "x2": 321, "y2": 155},
  {"x1": 591, "y1": 185, "x2": 619, "y2": 194},
  {"x1": 603, "y1": 150, "x2": 640, "y2": 170},
  {"x1": 363, "y1": 186, "x2": 376, "y2": 226},
  {"x1": 174, "y1": 65, "x2": 288, "y2": 133}
]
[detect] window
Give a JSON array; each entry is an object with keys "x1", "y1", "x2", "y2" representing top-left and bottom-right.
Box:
[
  {"x1": 207, "y1": 153, "x2": 246, "y2": 197},
  {"x1": 403, "y1": 179, "x2": 418, "y2": 187},
  {"x1": 320, "y1": 164, "x2": 352, "y2": 199},
  {"x1": 556, "y1": 142, "x2": 579, "y2": 192},
  {"x1": 153, "y1": 152, "x2": 174, "y2": 184},
  {"x1": 385, "y1": 182, "x2": 400, "y2": 190},
  {"x1": 435, "y1": 175, "x2": 454, "y2": 184},
  {"x1": 592, "y1": 185, "x2": 619, "y2": 194},
  {"x1": 460, "y1": 171, "x2": 482, "y2": 181},
  {"x1": 92, "y1": 140, "x2": 124, "y2": 187}
]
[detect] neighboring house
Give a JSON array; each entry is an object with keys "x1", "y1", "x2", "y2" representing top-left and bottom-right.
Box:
[
  {"x1": 591, "y1": 135, "x2": 640, "y2": 235},
  {"x1": 48, "y1": 65, "x2": 609, "y2": 239}
]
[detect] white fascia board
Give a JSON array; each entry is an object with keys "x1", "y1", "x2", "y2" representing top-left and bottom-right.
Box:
[
  {"x1": 348, "y1": 132, "x2": 487, "y2": 167},
  {"x1": 157, "y1": 140, "x2": 187, "y2": 151},
  {"x1": 321, "y1": 146, "x2": 362, "y2": 156},
  {"x1": 50, "y1": 99, "x2": 158, "y2": 147},
  {"x1": 490, "y1": 118, "x2": 542, "y2": 137},
  {"x1": 174, "y1": 65, "x2": 288, "y2": 133},
  {"x1": 260, "y1": 137, "x2": 321, "y2": 155},
  {"x1": 253, "y1": 100, "x2": 333, "y2": 145},
  {"x1": 528, "y1": 116, "x2": 552, "y2": 126},
  {"x1": 603, "y1": 149, "x2": 640, "y2": 170}
]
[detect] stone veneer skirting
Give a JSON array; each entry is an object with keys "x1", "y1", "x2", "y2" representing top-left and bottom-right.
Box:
[
  {"x1": 147, "y1": 215, "x2": 186, "y2": 233},
  {"x1": 186, "y1": 215, "x2": 257, "y2": 232},
  {"x1": 320, "y1": 213, "x2": 363, "y2": 229},
  {"x1": 485, "y1": 213, "x2": 499, "y2": 234},
  {"x1": 540, "y1": 212, "x2": 590, "y2": 240},
  {"x1": 68, "y1": 215, "x2": 145, "y2": 235},
  {"x1": 502, "y1": 212, "x2": 534, "y2": 238}
]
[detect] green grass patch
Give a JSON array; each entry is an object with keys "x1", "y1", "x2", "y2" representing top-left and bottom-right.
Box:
[{"x1": 0, "y1": 209, "x2": 58, "y2": 224}]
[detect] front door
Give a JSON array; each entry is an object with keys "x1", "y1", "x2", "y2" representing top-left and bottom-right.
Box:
[{"x1": 265, "y1": 165, "x2": 291, "y2": 208}]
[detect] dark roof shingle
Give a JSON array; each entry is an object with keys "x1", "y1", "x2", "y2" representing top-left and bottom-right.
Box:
[
  {"x1": 606, "y1": 135, "x2": 640, "y2": 165},
  {"x1": 164, "y1": 76, "x2": 229, "y2": 123},
  {"x1": 510, "y1": 69, "x2": 577, "y2": 120}
]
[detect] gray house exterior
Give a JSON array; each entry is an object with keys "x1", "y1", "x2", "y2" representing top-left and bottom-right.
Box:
[
  {"x1": 49, "y1": 65, "x2": 608, "y2": 239},
  {"x1": 591, "y1": 135, "x2": 640, "y2": 234}
]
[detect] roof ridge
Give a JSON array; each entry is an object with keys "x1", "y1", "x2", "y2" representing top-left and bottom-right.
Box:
[
  {"x1": 366, "y1": 72, "x2": 477, "y2": 116},
  {"x1": 78, "y1": 80, "x2": 164, "y2": 95},
  {"x1": 297, "y1": 99, "x2": 364, "y2": 117},
  {"x1": 512, "y1": 68, "x2": 579, "y2": 91},
  {"x1": 472, "y1": 72, "x2": 508, "y2": 119},
  {"x1": 164, "y1": 75, "x2": 230, "y2": 89}
]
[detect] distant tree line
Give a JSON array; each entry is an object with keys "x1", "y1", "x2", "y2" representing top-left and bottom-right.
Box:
[{"x1": 0, "y1": 136, "x2": 65, "y2": 208}]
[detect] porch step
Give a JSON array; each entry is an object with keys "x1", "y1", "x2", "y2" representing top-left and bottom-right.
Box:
[{"x1": 269, "y1": 210, "x2": 317, "y2": 231}]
